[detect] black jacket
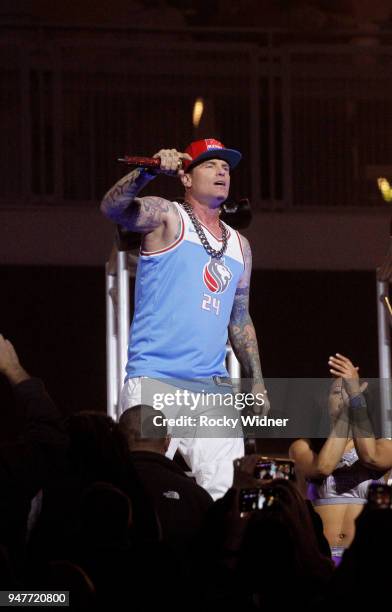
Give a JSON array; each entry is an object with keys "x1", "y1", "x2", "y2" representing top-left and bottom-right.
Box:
[
  {"x1": 130, "y1": 450, "x2": 213, "y2": 554},
  {"x1": 0, "y1": 378, "x2": 68, "y2": 571}
]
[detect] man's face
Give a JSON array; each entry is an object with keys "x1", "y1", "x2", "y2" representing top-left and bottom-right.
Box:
[{"x1": 184, "y1": 158, "x2": 231, "y2": 205}]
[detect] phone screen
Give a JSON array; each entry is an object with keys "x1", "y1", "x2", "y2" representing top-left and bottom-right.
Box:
[
  {"x1": 253, "y1": 458, "x2": 295, "y2": 481},
  {"x1": 239, "y1": 487, "x2": 278, "y2": 516},
  {"x1": 239, "y1": 488, "x2": 265, "y2": 515}
]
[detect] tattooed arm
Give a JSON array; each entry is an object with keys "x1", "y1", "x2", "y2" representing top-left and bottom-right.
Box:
[
  {"x1": 101, "y1": 167, "x2": 161, "y2": 230},
  {"x1": 229, "y1": 236, "x2": 268, "y2": 411},
  {"x1": 328, "y1": 354, "x2": 392, "y2": 471},
  {"x1": 100, "y1": 148, "x2": 191, "y2": 233}
]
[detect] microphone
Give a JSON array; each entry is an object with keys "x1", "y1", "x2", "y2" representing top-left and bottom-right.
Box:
[{"x1": 118, "y1": 156, "x2": 165, "y2": 169}]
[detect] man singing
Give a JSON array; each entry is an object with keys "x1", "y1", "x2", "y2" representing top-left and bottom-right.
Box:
[{"x1": 101, "y1": 138, "x2": 267, "y2": 498}]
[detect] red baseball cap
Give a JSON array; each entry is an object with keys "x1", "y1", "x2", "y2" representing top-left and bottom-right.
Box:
[{"x1": 182, "y1": 138, "x2": 242, "y2": 171}]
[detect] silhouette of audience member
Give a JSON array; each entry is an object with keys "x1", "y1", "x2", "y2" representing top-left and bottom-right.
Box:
[
  {"x1": 28, "y1": 411, "x2": 161, "y2": 569},
  {"x1": 38, "y1": 560, "x2": 96, "y2": 612},
  {"x1": 119, "y1": 405, "x2": 213, "y2": 556},
  {"x1": 72, "y1": 483, "x2": 190, "y2": 612},
  {"x1": 319, "y1": 504, "x2": 392, "y2": 608},
  {"x1": 0, "y1": 334, "x2": 68, "y2": 575},
  {"x1": 73, "y1": 483, "x2": 134, "y2": 612},
  {"x1": 79, "y1": 482, "x2": 132, "y2": 547},
  {"x1": 236, "y1": 481, "x2": 333, "y2": 610},
  {"x1": 195, "y1": 456, "x2": 332, "y2": 611}
]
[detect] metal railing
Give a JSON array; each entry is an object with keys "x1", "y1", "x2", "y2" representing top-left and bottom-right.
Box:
[
  {"x1": 377, "y1": 230, "x2": 392, "y2": 437},
  {"x1": 1, "y1": 23, "x2": 392, "y2": 208}
]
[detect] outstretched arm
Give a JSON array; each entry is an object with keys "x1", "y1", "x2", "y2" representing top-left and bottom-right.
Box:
[
  {"x1": 329, "y1": 353, "x2": 392, "y2": 472},
  {"x1": 100, "y1": 149, "x2": 191, "y2": 232},
  {"x1": 228, "y1": 236, "x2": 267, "y2": 410}
]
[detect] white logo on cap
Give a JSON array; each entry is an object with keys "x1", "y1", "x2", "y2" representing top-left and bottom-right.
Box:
[{"x1": 205, "y1": 138, "x2": 224, "y2": 150}]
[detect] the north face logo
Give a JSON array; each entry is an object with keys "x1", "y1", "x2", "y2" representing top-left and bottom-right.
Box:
[{"x1": 163, "y1": 490, "x2": 180, "y2": 500}]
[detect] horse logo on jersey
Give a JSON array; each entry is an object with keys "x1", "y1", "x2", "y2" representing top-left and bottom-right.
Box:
[{"x1": 203, "y1": 258, "x2": 233, "y2": 293}]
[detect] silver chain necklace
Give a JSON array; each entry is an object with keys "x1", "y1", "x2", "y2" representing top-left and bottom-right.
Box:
[{"x1": 181, "y1": 201, "x2": 228, "y2": 259}]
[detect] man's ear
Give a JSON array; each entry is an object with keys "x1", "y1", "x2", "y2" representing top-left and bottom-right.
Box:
[{"x1": 181, "y1": 172, "x2": 192, "y2": 190}]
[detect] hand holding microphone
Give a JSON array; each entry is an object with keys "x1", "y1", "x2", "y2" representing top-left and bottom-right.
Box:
[{"x1": 118, "y1": 149, "x2": 192, "y2": 177}]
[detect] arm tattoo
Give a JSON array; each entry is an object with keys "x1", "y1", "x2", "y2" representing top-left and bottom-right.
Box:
[
  {"x1": 229, "y1": 292, "x2": 264, "y2": 383},
  {"x1": 101, "y1": 168, "x2": 172, "y2": 232},
  {"x1": 101, "y1": 168, "x2": 151, "y2": 219},
  {"x1": 129, "y1": 197, "x2": 171, "y2": 232},
  {"x1": 229, "y1": 237, "x2": 264, "y2": 383}
]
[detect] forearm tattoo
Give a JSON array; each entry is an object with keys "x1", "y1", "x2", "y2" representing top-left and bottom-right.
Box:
[
  {"x1": 229, "y1": 238, "x2": 264, "y2": 384},
  {"x1": 229, "y1": 289, "x2": 264, "y2": 383},
  {"x1": 101, "y1": 168, "x2": 172, "y2": 231},
  {"x1": 101, "y1": 168, "x2": 150, "y2": 220},
  {"x1": 130, "y1": 197, "x2": 172, "y2": 232}
]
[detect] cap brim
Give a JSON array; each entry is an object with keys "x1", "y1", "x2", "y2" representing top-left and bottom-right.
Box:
[{"x1": 186, "y1": 148, "x2": 242, "y2": 171}]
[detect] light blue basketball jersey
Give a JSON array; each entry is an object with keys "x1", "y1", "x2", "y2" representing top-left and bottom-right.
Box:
[{"x1": 125, "y1": 202, "x2": 245, "y2": 380}]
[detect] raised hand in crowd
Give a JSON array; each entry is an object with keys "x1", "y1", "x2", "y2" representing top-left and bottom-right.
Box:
[
  {"x1": 0, "y1": 334, "x2": 29, "y2": 386},
  {"x1": 328, "y1": 353, "x2": 368, "y2": 399}
]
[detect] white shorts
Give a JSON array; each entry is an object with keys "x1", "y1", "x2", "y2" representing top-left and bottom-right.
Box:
[{"x1": 120, "y1": 376, "x2": 244, "y2": 500}]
